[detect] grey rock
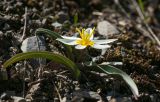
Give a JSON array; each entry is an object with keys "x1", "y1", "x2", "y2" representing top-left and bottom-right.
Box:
[
  {"x1": 97, "y1": 20, "x2": 119, "y2": 37},
  {"x1": 21, "y1": 36, "x2": 46, "y2": 67},
  {"x1": 21, "y1": 36, "x2": 46, "y2": 52}
]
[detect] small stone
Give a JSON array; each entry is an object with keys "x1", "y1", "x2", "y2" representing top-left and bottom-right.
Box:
[
  {"x1": 97, "y1": 20, "x2": 119, "y2": 37},
  {"x1": 27, "y1": 83, "x2": 40, "y2": 95},
  {"x1": 21, "y1": 36, "x2": 46, "y2": 52},
  {"x1": 12, "y1": 96, "x2": 26, "y2": 102},
  {"x1": 3, "y1": 23, "x2": 10, "y2": 30},
  {"x1": 42, "y1": 18, "x2": 47, "y2": 25},
  {"x1": 92, "y1": 11, "x2": 103, "y2": 16},
  {"x1": 51, "y1": 21, "x2": 62, "y2": 28},
  {"x1": 118, "y1": 20, "x2": 127, "y2": 26},
  {"x1": 73, "y1": 90, "x2": 101, "y2": 100},
  {"x1": 0, "y1": 92, "x2": 12, "y2": 100},
  {"x1": 21, "y1": 36, "x2": 46, "y2": 67},
  {"x1": 57, "y1": 11, "x2": 69, "y2": 23}
]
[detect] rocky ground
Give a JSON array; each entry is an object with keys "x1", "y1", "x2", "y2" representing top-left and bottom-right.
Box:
[{"x1": 0, "y1": 0, "x2": 160, "y2": 102}]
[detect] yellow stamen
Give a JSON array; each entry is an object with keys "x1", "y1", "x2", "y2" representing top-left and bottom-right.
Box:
[
  {"x1": 76, "y1": 39, "x2": 94, "y2": 46},
  {"x1": 76, "y1": 28, "x2": 95, "y2": 46},
  {"x1": 76, "y1": 28, "x2": 83, "y2": 38}
]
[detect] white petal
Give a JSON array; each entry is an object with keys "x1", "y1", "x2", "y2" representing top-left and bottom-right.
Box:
[
  {"x1": 87, "y1": 34, "x2": 93, "y2": 40},
  {"x1": 93, "y1": 39, "x2": 117, "y2": 44},
  {"x1": 85, "y1": 28, "x2": 94, "y2": 40},
  {"x1": 92, "y1": 44, "x2": 111, "y2": 49},
  {"x1": 85, "y1": 28, "x2": 93, "y2": 34},
  {"x1": 61, "y1": 36, "x2": 80, "y2": 40},
  {"x1": 56, "y1": 38, "x2": 77, "y2": 45},
  {"x1": 75, "y1": 45, "x2": 86, "y2": 49}
]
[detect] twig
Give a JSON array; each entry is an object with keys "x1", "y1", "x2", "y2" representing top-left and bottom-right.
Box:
[
  {"x1": 21, "y1": 7, "x2": 28, "y2": 97},
  {"x1": 131, "y1": 0, "x2": 160, "y2": 47},
  {"x1": 115, "y1": 0, "x2": 160, "y2": 48},
  {"x1": 21, "y1": 7, "x2": 27, "y2": 42},
  {"x1": 28, "y1": 78, "x2": 44, "y2": 87},
  {"x1": 114, "y1": 0, "x2": 130, "y2": 19},
  {"x1": 135, "y1": 25, "x2": 155, "y2": 41},
  {"x1": 57, "y1": 70, "x2": 69, "y2": 75},
  {"x1": 23, "y1": 61, "x2": 27, "y2": 98},
  {"x1": 52, "y1": 81, "x2": 63, "y2": 102},
  {"x1": 114, "y1": 0, "x2": 155, "y2": 42},
  {"x1": 131, "y1": 0, "x2": 144, "y2": 20}
]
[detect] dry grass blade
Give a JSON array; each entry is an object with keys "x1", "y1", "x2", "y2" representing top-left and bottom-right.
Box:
[{"x1": 131, "y1": 0, "x2": 160, "y2": 48}]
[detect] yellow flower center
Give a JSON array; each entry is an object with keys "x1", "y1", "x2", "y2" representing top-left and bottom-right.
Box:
[
  {"x1": 76, "y1": 39, "x2": 94, "y2": 46},
  {"x1": 76, "y1": 28, "x2": 95, "y2": 46}
]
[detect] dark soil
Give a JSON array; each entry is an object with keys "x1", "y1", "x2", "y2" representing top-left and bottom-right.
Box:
[{"x1": 0, "y1": 0, "x2": 160, "y2": 102}]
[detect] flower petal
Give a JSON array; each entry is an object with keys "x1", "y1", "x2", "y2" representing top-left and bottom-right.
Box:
[
  {"x1": 56, "y1": 38, "x2": 77, "y2": 45},
  {"x1": 61, "y1": 36, "x2": 80, "y2": 40},
  {"x1": 75, "y1": 45, "x2": 86, "y2": 49},
  {"x1": 92, "y1": 44, "x2": 111, "y2": 49},
  {"x1": 85, "y1": 28, "x2": 95, "y2": 40},
  {"x1": 93, "y1": 39, "x2": 117, "y2": 44},
  {"x1": 85, "y1": 28, "x2": 93, "y2": 34}
]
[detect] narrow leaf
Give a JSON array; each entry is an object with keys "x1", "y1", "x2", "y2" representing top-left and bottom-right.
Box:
[
  {"x1": 98, "y1": 65, "x2": 139, "y2": 99},
  {"x1": 35, "y1": 28, "x2": 73, "y2": 60},
  {"x1": 3, "y1": 51, "x2": 80, "y2": 78},
  {"x1": 35, "y1": 28, "x2": 61, "y2": 39},
  {"x1": 138, "y1": 0, "x2": 144, "y2": 15},
  {"x1": 74, "y1": 13, "x2": 78, "y2": 25}
]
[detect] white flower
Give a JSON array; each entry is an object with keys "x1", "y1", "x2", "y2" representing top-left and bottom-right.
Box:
[{"x1": 56, "y1": 27, "x2": 117, "y2": 49}]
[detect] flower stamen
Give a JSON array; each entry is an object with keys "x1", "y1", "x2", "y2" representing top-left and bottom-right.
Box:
[
  {"x1": 76, "y1": 28, "x2": 95, "y2": 46},
  {"x1": 56, "y1": 27, "x2": 117, "y2": 50},
  {"x1": 76, "y1": 39, "x2": 94, "y2": 46}
]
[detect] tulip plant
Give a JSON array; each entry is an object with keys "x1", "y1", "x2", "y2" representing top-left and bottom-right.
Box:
[{"x1": 2, "y1": 27, "x2": 139, "y2": 99}]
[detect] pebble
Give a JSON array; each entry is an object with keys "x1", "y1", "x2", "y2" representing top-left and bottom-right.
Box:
[
  {"x1": 51, "y1": 21, "x2": 62, "y2": 28},
  {"x1": 97, "y1": 20, "x2": 119, "y2": 38},
  {"x1": 21, "y1": 36, "x2": 46, "y2": 52},
  {"x1": 12, "y1": 96, "x2": 26, "y2": 102},
  {"x1": 21, "y1": 36, "x2": 46, "y2": 67}
]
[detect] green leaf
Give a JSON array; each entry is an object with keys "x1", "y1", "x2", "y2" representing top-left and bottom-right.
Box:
[
  {"x1": 3, "y1": 51, "x2": 80, "y2": 78},
  {"x1": 97, "y1": 64, "x2": 139, "y2": 99},
  {"x1": 35, "y1": 28, "x2": 61, "y2": 39},
  {"x1": 82, "y1": 61, "x2": 139, "y2": 98},
  {"x1": 74, "y1": 13, "x2": 78, "y2": 25},
  {"x1": 35, "y1": 28, "x2": 73, "y2": 60},
  {"x1": 138, "y1": 0, "x2": 144, "y2": 15}
]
